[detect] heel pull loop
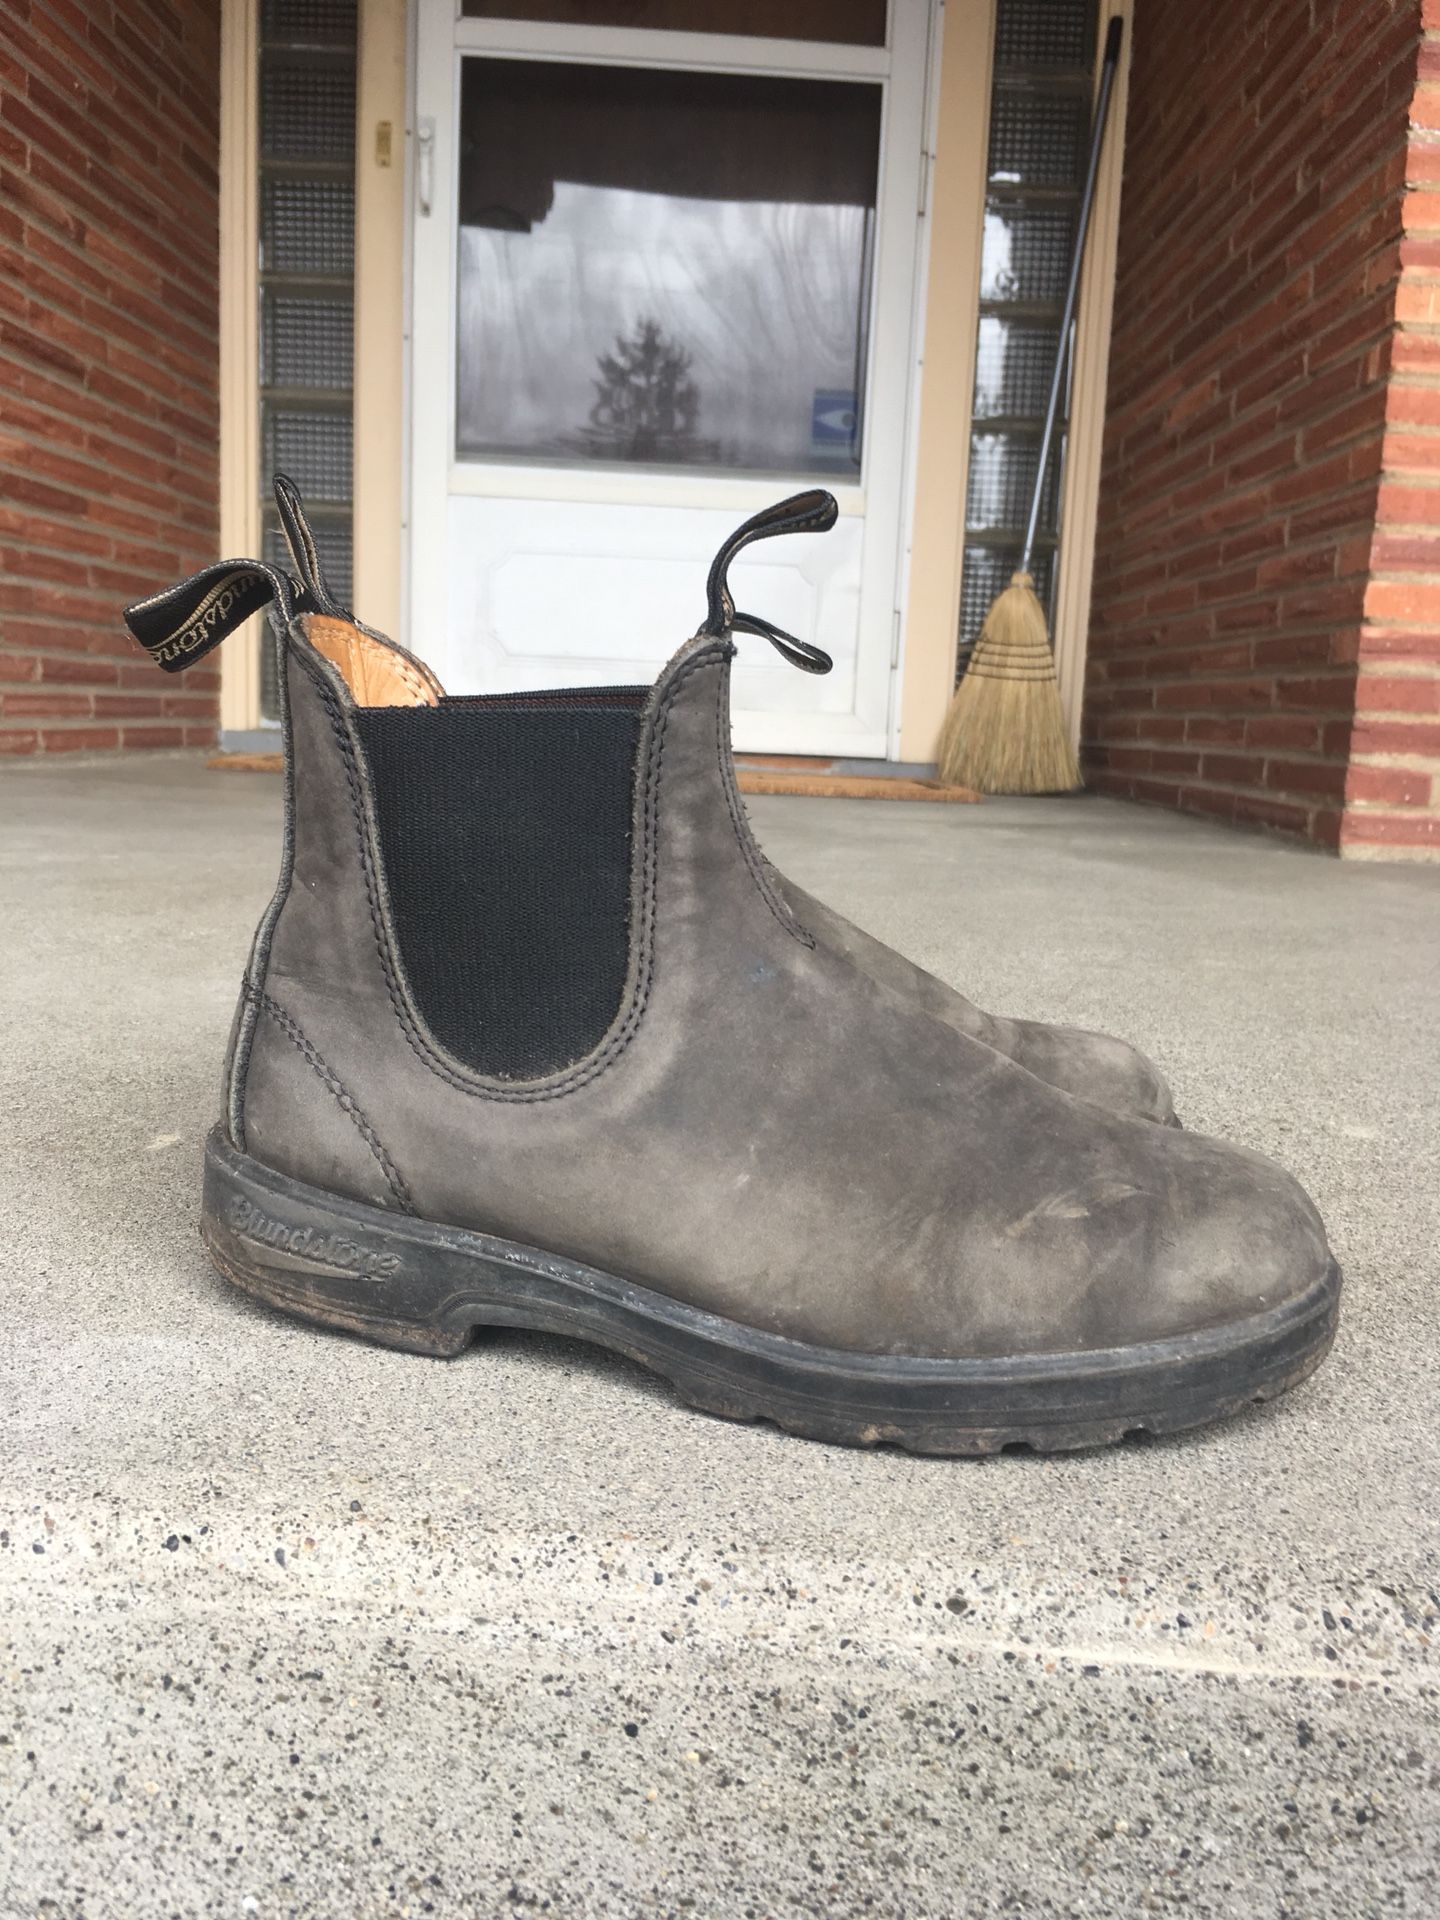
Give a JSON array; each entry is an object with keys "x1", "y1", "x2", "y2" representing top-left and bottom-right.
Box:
[
  {"x1": 273, "y1": 472, "x2": 348, "y2": 618},
  {"x1": 701, "y1": 490, "x2": 837, "y2": 675},
  {"x1": 123, "y1": 559, "x2": 303, "y2": 674}
]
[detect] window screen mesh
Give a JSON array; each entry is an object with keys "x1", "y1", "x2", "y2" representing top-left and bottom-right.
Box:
[
  {"x1": 257, "y1": 0, "x2": 357, "y2": 723},
  {"x1": 956, "y1": 0, "x2": 1097, "y2": 679}
]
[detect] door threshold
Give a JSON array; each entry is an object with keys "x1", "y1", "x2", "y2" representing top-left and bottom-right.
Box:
[{"x1": 734, "y1": 755, "x2": 978, "y2": 803}]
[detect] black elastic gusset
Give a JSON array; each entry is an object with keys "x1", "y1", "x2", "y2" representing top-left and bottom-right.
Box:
[{"x1": 353, "y1": 694, "x2": 645, "y2": 1080}]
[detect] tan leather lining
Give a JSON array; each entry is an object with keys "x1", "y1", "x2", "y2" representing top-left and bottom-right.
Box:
[{"x1": 304, "y1": 614, "x2": 440, "y2": 708}]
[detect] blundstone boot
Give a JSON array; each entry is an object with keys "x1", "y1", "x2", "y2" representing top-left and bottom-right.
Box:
[
  {"x1": 265, "y1": 477, "x2": 1179, "y2": 1129},
  {"x1": 124, "y1": 496, "x2": 1340, "y2": 1454}
]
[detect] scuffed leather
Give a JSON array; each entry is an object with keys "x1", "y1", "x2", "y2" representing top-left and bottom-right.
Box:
[
  {"x1": 785, "y1": 882, "x2": 1178, "y2": 1127},
  {"x1": 237, "y1": 621, "x2": 1332, "y2": 1361},
  {"x1": 243, "y1": 990, "x2": 413, "y2": 1214}
]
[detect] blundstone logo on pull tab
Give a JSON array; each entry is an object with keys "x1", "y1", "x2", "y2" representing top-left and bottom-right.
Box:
[
  {"x1": 124, "y1": 562, "x2": 278, "y2": 673},
  {"x1": 227, "y1": 1196, "x2": 402, "y2": 1281},
  {"x1": 154, "y1": 571, "x2": 263, "y2": 665}
]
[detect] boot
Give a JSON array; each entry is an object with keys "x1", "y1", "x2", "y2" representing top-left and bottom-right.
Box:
[
  {"x1": 263, "y1": 478, "x2": 1179, "y2": 1128},
  {"x1": 123, "y1": 498, "x2": 1339, "y2": 1454}
]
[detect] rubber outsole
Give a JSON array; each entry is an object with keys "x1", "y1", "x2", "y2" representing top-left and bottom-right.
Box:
[{"x1": 200, "y1": 1125, "x2": 1341, "y2": 1457}]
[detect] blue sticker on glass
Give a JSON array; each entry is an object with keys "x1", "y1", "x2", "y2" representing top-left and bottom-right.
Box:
[{"x1": 812, "y1": 390, "x2": 857, "y2": 446}]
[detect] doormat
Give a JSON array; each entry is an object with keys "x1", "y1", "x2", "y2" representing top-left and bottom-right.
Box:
[
  {"x1": 208, "y1": 753, "x2": 981, "y2": 804},
  {"x1": 735, "y1": 768, "x2": 980, "y2": 802}
]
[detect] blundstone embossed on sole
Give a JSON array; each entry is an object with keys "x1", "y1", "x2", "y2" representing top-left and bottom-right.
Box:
[{"x1": 124, "y1": 492, "x2": 1340, "y2": 1454}]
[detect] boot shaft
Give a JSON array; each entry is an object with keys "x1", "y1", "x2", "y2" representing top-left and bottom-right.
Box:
[{"x1": 123, "y1": 487, "x2": 828, "y2": 1181}]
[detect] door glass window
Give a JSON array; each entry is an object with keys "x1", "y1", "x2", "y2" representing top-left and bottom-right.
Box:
[
  {"x1": 459, "y1": 2, "x2": 887, "y2": 47},
  {"x1": 454, "y1": 60, "x2": 881, "y2": 479}
]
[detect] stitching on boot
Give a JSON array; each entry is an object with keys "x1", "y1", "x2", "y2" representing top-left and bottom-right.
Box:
[
  {"x1": 230, "y1": 622, "x2": 298, "y2": 1151},
  {"x1": 712, "y1": 661, "x2": 815, "y2": 949},
  {"x1": 247, "y1": 984, "x2": 416, "y2": 1212},
  {"x1": 292, "y1": 643, "x2": 725, "y2": 1103}
]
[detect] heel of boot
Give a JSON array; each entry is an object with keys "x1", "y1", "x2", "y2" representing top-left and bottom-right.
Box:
[{"x1": 201, "y1": 1124, "x2": 472, "y2": 1356}]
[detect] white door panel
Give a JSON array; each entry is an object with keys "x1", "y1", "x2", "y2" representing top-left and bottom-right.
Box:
[
  {"x1": 409, "y1": 2, "x2": 931, "y2": 759},
  {"x1": 443, "y1": 496, "x2": 872, "y2": 750}
]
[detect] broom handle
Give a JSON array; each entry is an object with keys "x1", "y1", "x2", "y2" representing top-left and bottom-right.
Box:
[{"x1": 1020, "y1": 14, "x2": 1124, "y2": 573}]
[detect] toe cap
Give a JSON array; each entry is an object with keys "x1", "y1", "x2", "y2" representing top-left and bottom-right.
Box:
[
  {"x1": 1141, "y1": 1135, "x2": 1334, "y2": 1339},
  {"x1": 940, "y1": 1118, "x2": 1335, "y2": 1360}
]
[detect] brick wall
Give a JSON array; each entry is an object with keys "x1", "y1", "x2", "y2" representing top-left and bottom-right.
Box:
[
  {"x1": 1085, "y1": 0, "x2": 1421, "y2": 847},
  {"x1": 0, "y1": 0, "x2": 222, "y2": 756},
  {"x1": 1346, "y1": 0, "x2": 1440, "y2": 857}
]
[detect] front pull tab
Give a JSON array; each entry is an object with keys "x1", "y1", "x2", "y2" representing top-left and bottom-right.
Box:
[
  {"x1": 729, "y1": 609, "x2": 832, "y2": 676},
  {"x1": 273, "y1": 472, "x2": 348, "y2": 617},
  {"x1": 123, "y1": 559, "x2": 299, "y2": 673},
  {"x1": 702, "y1": 490, "x2": 838, "y2": 675}
]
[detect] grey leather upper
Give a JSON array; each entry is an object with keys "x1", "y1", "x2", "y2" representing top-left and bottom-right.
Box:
[
  {"x1": 236, "y1": 620, "x2": 1332, "y2": 1361},
  {"x1": 782, "y1": 880, "x2": 1178, "y2": 1126}
]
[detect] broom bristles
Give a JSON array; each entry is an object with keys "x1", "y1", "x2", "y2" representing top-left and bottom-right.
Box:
[{"x1": 935, "y1": 571, "x2": 1081, "y2": 794}]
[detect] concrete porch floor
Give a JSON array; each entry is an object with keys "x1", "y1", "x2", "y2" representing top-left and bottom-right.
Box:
[{"x1": 2, "y1": 756, "x2": 1437, "y2": 1919}]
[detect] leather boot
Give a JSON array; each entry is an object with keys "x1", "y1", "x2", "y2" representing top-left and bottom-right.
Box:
[
  {"x1": 123, "y1": 500, "x2": 1339, "y2": 1454},
  {"x1": 267, "y1": 478, "x2": 1180, "y2": 1127}
]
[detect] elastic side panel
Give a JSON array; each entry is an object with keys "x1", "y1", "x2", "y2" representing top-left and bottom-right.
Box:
[{"x1": 352, "y1": 698, "x2": 644, "y2": 1080}]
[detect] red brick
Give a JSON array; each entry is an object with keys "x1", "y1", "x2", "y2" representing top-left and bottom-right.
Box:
[
  {"x1": 1273, "y1": 674, "x2": 1359, "y2": 711},
  {"x1": 40, "y1": 726, "x2": 120, "y2": 752},
  {"x1": 1385, "y1": 380, "x2": 1440, "y2": 426},
  {"x1": 1182, "y1": 786, "x2": 1241, "y2": 823},
  {"x1": 1255, "y1": 545, "x2": 1338, "y2": 589},
  {"x1": 1236, "y1": 793, "x2": 1314, "y2": 836},
  {"x1": 1367, "y1": 530, "x2": 1440, "y2": 567},
  {"x1": 1345, "y1": 764, "x2": 1434, "y2": 805},
  {"x1": 1185, "y1": 714, "x2": 1250, "y2": 745},
  {"x1": 119, "y1": 724, "x2": 186, "y2": 749},
  {"x1": 93, "y1": 693, "x2": 169, "y2": 719},
  {"x1": 38, "y1": 654, "x2": 119, "y2": 685},
  {"x1": 1246, "y1": 714, "x2": 1324, "y2": 751},
  {"x1": 1353, "y1": 674, "x2": 1440, "y2": 712},
  {"x1": 1198, "y1": 752, "x2": 1262, "y2": 786},
  {"x1": 0, "y1": 0, "x2": 220, "y2": 757},
  {"x1": 1365, "y1": 577, "x2": 1440, "y2": 620},
  {"x1": 1350, "y1": 718, "x2": 1440, "y2": 754},
  {"x1": 1085, "y1": 0, "x2": 1434, "y2": 853},
  {"x1": 1358, "y1": 623, "x2": 1440, "y2": 657},
  {"x1": 1340, "y1": 811, "x2": 1440, "y2": 844},
  {"x1": 1380, "y1": 429, "x2": 1440, "y2": 472},
  {"x1": 1263, "y1": 757, "x2": 1349, "y2": 799},
  {"x1": 3, "y1": 688, "x2": 91, "y2": 717}
]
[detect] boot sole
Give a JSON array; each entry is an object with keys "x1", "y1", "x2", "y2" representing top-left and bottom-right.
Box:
[{"x1": 200, "y1": 1126, "x2": 1341, "y2": 1457}]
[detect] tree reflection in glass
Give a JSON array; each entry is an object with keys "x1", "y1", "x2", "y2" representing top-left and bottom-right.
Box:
[{"x1": 454, "y1": 59, "x2": 881, "y2": 479}]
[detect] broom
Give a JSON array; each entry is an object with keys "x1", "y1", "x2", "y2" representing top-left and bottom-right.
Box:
[{"x1": 937, "y1": 16, "x2": 1124, "y2": 794}]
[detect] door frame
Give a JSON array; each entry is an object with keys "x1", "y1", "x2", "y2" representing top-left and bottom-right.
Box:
[{"x1": 404, "y1": 0, "x2": 938, "y2": 757}]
